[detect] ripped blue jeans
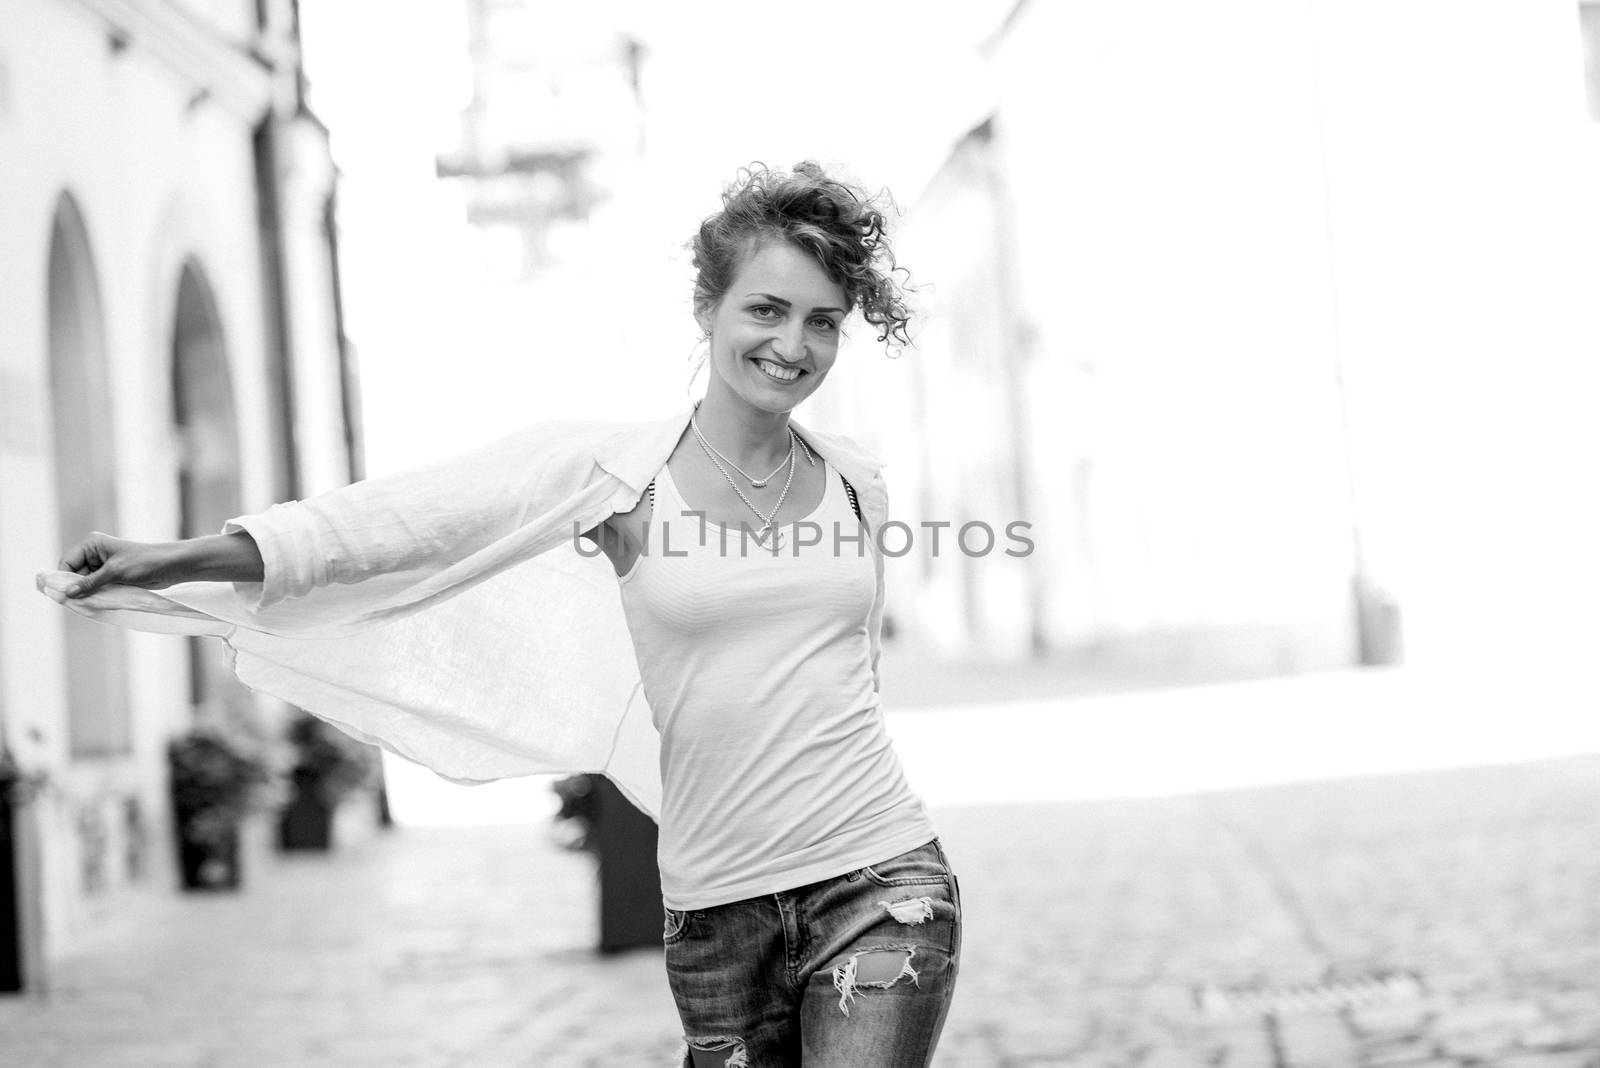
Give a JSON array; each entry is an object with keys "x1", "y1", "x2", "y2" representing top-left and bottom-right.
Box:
[{"x1": 663, "y1": 838, "x2": 962, "y2": 1067}]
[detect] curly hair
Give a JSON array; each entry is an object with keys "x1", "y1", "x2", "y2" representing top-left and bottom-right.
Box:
[{"x1": 690, "y1": 161, "x2": 914, "y2": 349}]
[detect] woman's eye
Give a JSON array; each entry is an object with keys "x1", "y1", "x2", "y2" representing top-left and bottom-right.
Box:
[
  {"x1": 751, "y1": 305, "x2": 779, "y2": 319},
  {"x1": 810, "y1": 318, "x2": 839, "y2": 332}
]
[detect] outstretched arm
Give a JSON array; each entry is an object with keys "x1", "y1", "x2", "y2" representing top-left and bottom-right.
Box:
[
  {"x1": 48, "y1": 418, "x2": 627, "y2": 617},
  {"x1": 58, "y1": 530, "x2": 264, "y2": 598}
]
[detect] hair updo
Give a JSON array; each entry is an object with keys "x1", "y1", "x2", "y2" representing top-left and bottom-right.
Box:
[{"x1": 690, "y1": 161, "x2": 914, "y2": 349}]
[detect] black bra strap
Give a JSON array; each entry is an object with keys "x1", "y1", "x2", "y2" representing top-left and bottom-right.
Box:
[{"x1": 841, "y1": 474, "x2": 863, "y2": 523}]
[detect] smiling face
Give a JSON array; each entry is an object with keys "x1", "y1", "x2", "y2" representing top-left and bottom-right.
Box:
[{"x1": 695, "y1": 238, "x2": 850, "y2": 417}]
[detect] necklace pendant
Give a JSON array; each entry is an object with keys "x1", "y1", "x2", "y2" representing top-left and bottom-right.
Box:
[{"x1": 750, "y1": 479, "x2": 768, "y2": 488}]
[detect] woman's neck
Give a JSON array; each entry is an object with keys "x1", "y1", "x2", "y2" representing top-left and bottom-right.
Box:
[{"x1": 691, "y1": 395, "x2": 794, "y2": 472}]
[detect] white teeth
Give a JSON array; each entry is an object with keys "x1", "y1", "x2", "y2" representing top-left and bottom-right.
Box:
[{"x1": 755, "y1": 359, "x2": 801, "y2": 382}]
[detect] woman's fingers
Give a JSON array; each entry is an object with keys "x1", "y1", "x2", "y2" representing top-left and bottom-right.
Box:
[
  {"x1": 57, "y1": 533, "x2": 118, "y2": 594},
  {"x1": 63, "y1": 562, "x2": 104, "y2": 597},
  {"x1": 59, "y1": 532, "x2": 111, "y2": 574}
]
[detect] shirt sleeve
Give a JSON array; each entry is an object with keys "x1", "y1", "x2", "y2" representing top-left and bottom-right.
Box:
[{"x1": 219, "y1": 420, "x2": 608, "y2": 613}]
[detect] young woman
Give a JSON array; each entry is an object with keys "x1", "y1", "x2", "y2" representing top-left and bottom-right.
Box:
[{"x1": 42, "y1": 161, "x2": 962, "y2": 1067}]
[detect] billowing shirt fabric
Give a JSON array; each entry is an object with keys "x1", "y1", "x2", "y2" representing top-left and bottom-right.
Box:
[
  {"x1": 620, "y1": 458, "x2": 935, "y2": 909},
  {"x1": 33, "y1": 406, "x2": 893, "y2": 821}
]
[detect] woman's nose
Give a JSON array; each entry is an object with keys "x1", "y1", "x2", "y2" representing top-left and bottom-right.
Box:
[{"x1": 772, "y1": 323, "x2": 807, "y2": 361}]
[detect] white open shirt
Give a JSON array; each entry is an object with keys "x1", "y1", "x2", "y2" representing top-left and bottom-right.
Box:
[{"x1": 36, "y1": 406, "x2": 893, "y2": 820}]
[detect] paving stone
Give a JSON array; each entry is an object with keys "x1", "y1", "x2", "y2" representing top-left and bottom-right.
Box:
[
  {"x1": 1439, "y1": 1028, "x2": 1521, "y2": 1060},
  {"x1": 1494, "y1": 1053, "x2": 1600, "y2": 1068},
  {"x1": 1139, "y1": 1048, "x2": 1214, "y2": 1067},
  {"x1": 1275, "y1": 1012, "x2": 1359, "y2": 1065},
  {"x1": 1209, "y1": 1023, "x2": 1277, "y2": 1068},
  {"x1": 1363, "y1": 1040, "x2": 1445, "y2": 1068},
  {"x1": 1432, "y1": 999, "x2": 1545, "y2": 1034},
  {"x1": 1518, "y1": 1021, "x2": 1591, "y2": 1050},
  {"x1": 1348, "y1": 1002, "x2": 1432, "y2": 1039}
]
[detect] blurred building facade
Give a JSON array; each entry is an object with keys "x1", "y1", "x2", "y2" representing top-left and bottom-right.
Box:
[
  {"x1": 0, "y1": 0, "x2": 360, "y2": 989},
  {"x1": 822, "y1": 0, "x2": 1600, "y2": 678}
]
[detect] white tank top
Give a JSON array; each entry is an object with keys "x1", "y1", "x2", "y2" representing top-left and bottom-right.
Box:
[{"x1": 616, "y1": 456, "x2": 937, "y2": 910}]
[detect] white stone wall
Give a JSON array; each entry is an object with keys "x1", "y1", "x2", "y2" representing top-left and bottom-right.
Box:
[
  {"x1": 0, "y1": 0, "x2": 348, "y2": 967},
  {"x1": 278, "y1": 116, "x2": 351, "y2": 495}
]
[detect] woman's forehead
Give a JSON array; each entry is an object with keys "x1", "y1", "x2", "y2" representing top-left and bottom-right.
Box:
[{"x1": 728, "y1": 240, "x2": 847, "y2": 301}]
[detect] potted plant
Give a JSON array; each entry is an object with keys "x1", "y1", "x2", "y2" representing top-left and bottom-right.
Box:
[
  {"x1": 168, "y1": 725, "x2": 277, "y2": 891},
  {"x1": 276, "y1": 713, "x2": 377, "y2": 852}
]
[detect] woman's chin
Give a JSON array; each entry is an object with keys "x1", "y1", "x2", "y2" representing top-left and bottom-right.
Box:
[
  {"x1": 707, "y1": 374, "x2": 814, "y2": 415},
  {"x1": 747, "y1": 389, "x2": 808, "y2": 415}
]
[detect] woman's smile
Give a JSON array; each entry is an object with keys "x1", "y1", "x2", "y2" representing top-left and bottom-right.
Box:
[{"x1": 752, "y1": 357, "x2": 806, "y2": 383}]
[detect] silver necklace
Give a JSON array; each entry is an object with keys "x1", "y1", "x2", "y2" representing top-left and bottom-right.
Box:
[
  {"x1": 694, "y1": 433, "x2": 797, "y2": 550},
  {"x1": 691, "y1": 413, "x2": 796, "y2": 488}
]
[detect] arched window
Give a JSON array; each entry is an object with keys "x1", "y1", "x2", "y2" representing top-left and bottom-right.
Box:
[
  {"x1": 47, "y1": 194, "x2": 131, "y2": 757},
  {"x1": 170, "y1": 260, "x2": 245, "y2": 717}
]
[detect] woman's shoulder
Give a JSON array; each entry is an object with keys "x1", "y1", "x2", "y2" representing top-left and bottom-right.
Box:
[{"x1": 793, "y1": 422, "x2": 887, "y2": 487}]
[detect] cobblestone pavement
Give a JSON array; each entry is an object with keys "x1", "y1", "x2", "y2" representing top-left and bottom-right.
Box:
[{"x1": 1, "y1": 754, "x2": 1597, "y2": 1067}]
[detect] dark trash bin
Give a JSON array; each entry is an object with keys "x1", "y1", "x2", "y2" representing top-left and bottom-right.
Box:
[
  {"x1": 277, "y1": 769, "x2": 335, "y2": 851},
  {"x1": 593, "y1": 776, "x2": 663, "y2": 953},
  {"x1": 554, "y1": 774, "x2": 663, "y2": 953}
]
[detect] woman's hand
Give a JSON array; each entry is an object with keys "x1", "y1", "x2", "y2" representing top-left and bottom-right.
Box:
[{"x1": 57, "y1": 533, "x2": 184, "y2": 598}]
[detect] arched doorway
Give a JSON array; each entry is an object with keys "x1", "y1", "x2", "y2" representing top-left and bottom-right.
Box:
[
  {"x1": 170, "y1": 260, "x2": 246, "y2": 720},
  {"x1": 47, "y1": 195, "x2": 131, "y2": 758}
]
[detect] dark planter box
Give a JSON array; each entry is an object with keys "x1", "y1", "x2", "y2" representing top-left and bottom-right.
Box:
[
  {"x1": 277, "y1": 787, "x2": 334, "y2": 852},
  {"x1": 175, "y1": 820, "x2": 242, "y2": 891},
  {"x1": 1, "y1": 783, "x2": 22, "y2": 991}
]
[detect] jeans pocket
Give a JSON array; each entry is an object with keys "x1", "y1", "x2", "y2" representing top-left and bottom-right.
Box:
[
  {"x1": 859, "y1": 839, "x2": 950, "y2": 888},
  {"x1": 662, "y1": 906, "x2": 693, "y2": 946}
]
